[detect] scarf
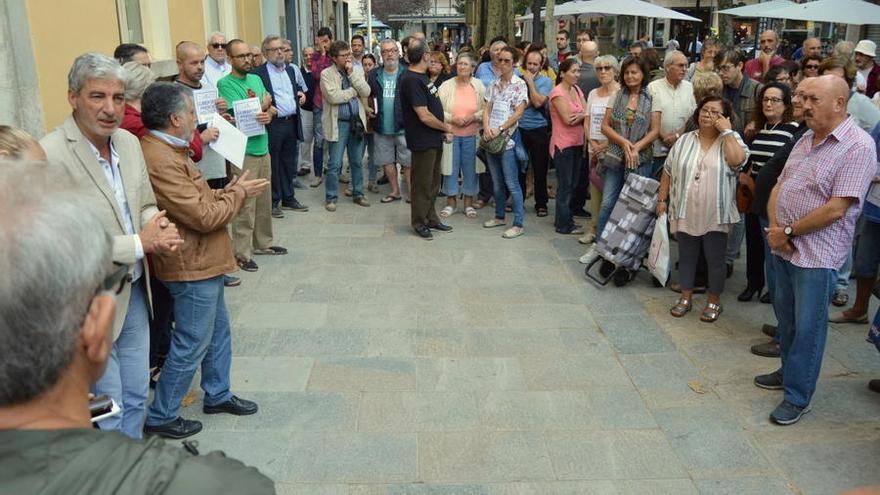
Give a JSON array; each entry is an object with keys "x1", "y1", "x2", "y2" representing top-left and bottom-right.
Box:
[{"x1": 606, "y1": 87, "x2": 653, "y2": 165}]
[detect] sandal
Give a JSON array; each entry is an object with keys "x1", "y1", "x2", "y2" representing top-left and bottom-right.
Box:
[
  {"x1": 536, "y1": 207, "x2": 548, "y2": 217},
  {"x1": 670, "y1": 297, "x2": 692, "y2": 318},
  {"x1": 700, "y1": 302, "x2": 723, "y2": 323},
  {"x1": 439, "y1": 206, "x2": 454, "y2": 218},
  {"x1": 465, "y1": 206, "x2": 478, "y2": 218},
  {"x1": 381, "y1": 195, "x2": 401, "y2": 203}
]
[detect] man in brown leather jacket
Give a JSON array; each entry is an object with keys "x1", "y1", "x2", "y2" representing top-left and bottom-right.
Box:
[{"x1": 139, "y1": 82, "x2": 270, "y2": 440}]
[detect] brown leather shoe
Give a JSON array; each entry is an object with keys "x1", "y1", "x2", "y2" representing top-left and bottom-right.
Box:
[{"x1": 353, "y1": 196, "x2": 370, "y2": 207}]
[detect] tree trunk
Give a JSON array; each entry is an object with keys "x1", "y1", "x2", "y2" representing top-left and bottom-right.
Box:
[
  {"x1": 530, "y1": 0, "x2": 543, "y2": 42},
  {"x1": 544, "y1": 0, "x2": 556, "y2": 60},
  {"x1": 716, "y1": 0, "x2": 735, "y2": 46},
  {"x1": 485, "y1": 0, "x2": 507, "y2": 42}
]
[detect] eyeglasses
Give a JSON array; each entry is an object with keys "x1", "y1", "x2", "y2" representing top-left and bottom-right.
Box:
[
  {"x1": 231, "y1": 53, "x2": 253, "y2": 60},
  {"x1": 210, "y1": 43, "x2": 227, "y2": 49},
  {"x1": 595, "y1": 66, "x2": 613, "y2": 72},
  {"x1": 498, "y1": 58, "x2": 514, "y2": 63},
  {"x1": 266, "y1": 46, "x2": 285, "y2": 52},
  {"x1": 763, "y1": 96, "x2": 784, "y2": 103},
  {"x1": 804, "y1": 64, "x2": 820, "y2": 70},
  {"x1": 381, "y1": 48, "x2": 397, "y2": 54},
  {"x1": 699, "y1": 107, "x2": 724, "y2": 118},
  {"x1": 717, "y1": 63, "x2": 736, "y2": 72}
]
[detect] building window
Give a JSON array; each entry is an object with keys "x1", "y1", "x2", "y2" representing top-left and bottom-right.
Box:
[
  {"x1": 204, "y1": 0, "x2": 221, "y2": 34},
  {"x1": 117, "y1": 0, "x2": 144, "y2": 43}
]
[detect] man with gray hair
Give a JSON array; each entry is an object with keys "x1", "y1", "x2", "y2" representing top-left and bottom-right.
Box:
[
  {"x1": 202, "y1": 31, "x2": 231, "y2": 88},
  {"x1": 40, "y1": 52, "x2": 183, "y2": 439},
  {"x1": 367, "y1": 38, "x2": 412, "y2": 203},
  {"x1": 0, "y1": 164, "x2": 274, "y2": 492},
  {"x1": 648, "y1": 50, "x2": 696, "y2": 178},
  {"x1": 475, "y1": 40, "x2": 507, "y2": 88},
  {"x1": 139, "y1": 83, "x2": 269, "y2": 438}
]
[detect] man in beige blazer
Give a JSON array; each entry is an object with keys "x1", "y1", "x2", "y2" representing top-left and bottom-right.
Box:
[{"x1": 40, "y1": 53, "x2": 182, "y2": 439}]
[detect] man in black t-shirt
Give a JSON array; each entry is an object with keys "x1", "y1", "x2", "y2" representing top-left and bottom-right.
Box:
[{"x1": 399, "y1": 39, "x2": 453, "y2": 239}]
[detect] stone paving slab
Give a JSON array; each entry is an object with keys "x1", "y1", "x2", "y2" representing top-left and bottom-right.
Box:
[{"x1": 182, "y1": 181, "x2": 880, "y2": 494}]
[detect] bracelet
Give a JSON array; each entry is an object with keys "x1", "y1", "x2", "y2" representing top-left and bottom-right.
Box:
[{"x1": 720, "y1": 130, "x2": 735, "y2": 138}]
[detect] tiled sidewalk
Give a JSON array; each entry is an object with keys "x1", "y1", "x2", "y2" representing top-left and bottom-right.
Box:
[{"x1": 185, "y1": 181, "x2": 880, "y2": 495}]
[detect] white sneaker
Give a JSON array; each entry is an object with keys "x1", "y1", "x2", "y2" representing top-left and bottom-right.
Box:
[
  {"x1": 578, "y1": 233, "x2": 595, "y2": 245},
  {"x1": 483, "y1": 218, "x2": 506, "y2": 228},
  {"x1": 502, "y1": 226, "x2": 524, "y2": 239},
  {"x1": 578, "y1": 246, "x2": 599, "y2": 264}
]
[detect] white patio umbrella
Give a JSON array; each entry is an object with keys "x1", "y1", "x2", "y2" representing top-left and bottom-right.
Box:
[
  {"x1": 554, "y1": 0, "x2": 701, "y2": 22},
  {"x1": 717, "y1": 0, "x2": 795, "y2": 18},
  {"x1": 746, "y1": 0, "x2": 880, "y2": 25},
  {"x1": 517, "y1": 0, "x2": 700, "y2": 21}
]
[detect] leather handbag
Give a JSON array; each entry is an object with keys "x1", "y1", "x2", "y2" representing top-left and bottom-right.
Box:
[
  {"x1": 736, "y1": 173, "x2": 756, "y2": 213},
  {"x1": 478, "y1": 129, "x2": 509, "y2": 154}
]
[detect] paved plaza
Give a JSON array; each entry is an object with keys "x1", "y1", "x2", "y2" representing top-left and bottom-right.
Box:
[{"x1": 183, "y1": 180, "x2": 880, "y2": 494}]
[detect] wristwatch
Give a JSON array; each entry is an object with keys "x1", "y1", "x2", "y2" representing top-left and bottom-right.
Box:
[
  {"x1": 783, "y1": 225, "x2": 795, "y2": 237},
  {"x1": 498, "y1": 125, "x2": 505, "y2": 132}
]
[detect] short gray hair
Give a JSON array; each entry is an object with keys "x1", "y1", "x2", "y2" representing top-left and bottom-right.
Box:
[
  {"x1": 141, "y1": 82, "x2": 191, "y2": 131},
  {"x1": 594, "y1": 55, "x2": 620, "y2": 74},
  {"x1": 456, "y1": 52, "x2": 477, "y2": 68},
  {"x1": 208, "y1": 31, "x2": 226, "y2": 42},
  {"x1": 664, "y1": 50, "x2": 686, "y2": 67},
  {"x1": 122, "y1": 61, "x2": 156, "y2": 102},
  {"x1": 0, "y1": 163, "x2": 112, "y2": 406},
  {"x1": 261, "y1": 35, "x2": 283, "y2": 53},
  {"x1": 67, "y1": 52, "x2": 127, "y2": 94}
]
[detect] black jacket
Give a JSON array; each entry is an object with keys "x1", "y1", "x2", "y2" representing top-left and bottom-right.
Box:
[{"x1": 251, "y1": 63, "x2": 304, "y2": 141}]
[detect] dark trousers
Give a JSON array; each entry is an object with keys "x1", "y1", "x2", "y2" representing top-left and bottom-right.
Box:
[
  {"x1": 677, "y1": 231, "x2": 728, "y2": 295},
  {"x1": 477, "y1": 149, "x2": 494, "y2": 203},
  {"x1": 267, "y1": 116, "x2": 300, "y2": 206},
  {"x1": 148, "y1": 269, "x2": 173, "y2": 368},
  {"x1": 410, "y1": 147, "x2": 442, "y2": 229},
  {"x1": 570, "y1": 148, "x2": 589, "y2": 212},
  {"x1": 553, "y1": 145, "x2": 581, "y2": 232},
  {"x1": 520, "y1": 127, "x2": 550, "y2": 209},
  {"x1": 744, "y1": 212, "x2": 766, "y2": 290}
]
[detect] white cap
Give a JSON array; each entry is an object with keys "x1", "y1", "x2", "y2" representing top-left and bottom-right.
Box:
[{"x1": 855, "y1": 39, "x2": 876, "y2": 58}]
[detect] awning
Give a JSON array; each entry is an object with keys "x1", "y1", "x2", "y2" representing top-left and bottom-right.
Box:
[
  {"x1": 356, "y1": 18, "x2": 390, "y2": 29},
  {"x1": 717, "y1": 0, "x2": 795, "y2": 18}
]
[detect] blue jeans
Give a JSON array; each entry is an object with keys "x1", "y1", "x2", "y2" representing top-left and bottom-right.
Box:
[
  {"x1": 726, "y1": 215, "x2": 745, "y2": 265},
  {"x1": 366, "y1": 134, "x2": 378, "y2": 184},
  {"x1": 93, "y1": 280, "x2": 150, "y2": 438},
  {"x1": 486, "y1": 147, "x2": 524, "y2": 227},
  {"x1": 313, "y1": 107, "x2": 325, "y2": 177},
  {"x1": 772, "y1": 256, "x2": 835, "y2": 408},
  {"x1": 443, "y1": 135, "x2": 478, "y2": 197},
  {"x1": 553, "y1": 145, "x2": 581, "y2": 232},
  {"x1": 596, "y1": 160, "x2": 655, "y2": 237},
  {"x1": 836, "y1": 250, "x2": 853, "y2": 290},
  {"x1": 146, "y1": 276, "x2": 233, "y2": 425},
  {"x1": 325, "y1": 120, "x2": 365, "y2": 202},
  {"x1": 759, "y1": 217, "x2": 776, "y2": 304}
]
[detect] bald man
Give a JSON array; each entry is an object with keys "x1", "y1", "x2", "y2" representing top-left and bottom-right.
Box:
[
  {"x1": 757, "y1": 75, "x2": 877, "y2": 425},
  {"x1": 801, "y1": 37, "x2": 822, "y2": 59},
  {"x1": 744, "y1": 30, "x2": 785, "y2": 81}
]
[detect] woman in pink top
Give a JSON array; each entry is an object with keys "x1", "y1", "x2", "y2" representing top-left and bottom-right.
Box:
[{"x1": 549, "y1": 58, "x2": 589, "y2": 235}]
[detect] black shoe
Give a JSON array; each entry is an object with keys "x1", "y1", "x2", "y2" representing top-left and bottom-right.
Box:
[
  {"x1": 869, "y1": 379, "x2": 880, "y2": 394},
  {"x1": 297, "y1": 168, "x2": 310, "y2": 177},
  {"x1": 144, "y1": 417, "x2": 203, "y2": 439},
  {"x1": 572, "y1": 209, "x2": 592, "y2": 219},
  {"x1": 377, "y1": 174, "x2": 389, "y2": 185},
  {"x1": 738, "y1": 286, "x2": 760, "y2": 302},
  {"x1": 427, "y1": 222, "x2": 453, "y2": 232},
  {"x1": 237, "y1": 258, "x2": 258, "y2": 272},
  {"x1": 751, "y1": 341, "x2": 780, "y2": 358},
  {"x1": 292, "y1": 179, "x2": 306, "y2": 189},
  {"x1": 224, "y1": 275, "x2": 241, "y2": 287},
  {"x1": 726, "y1": 263, "x2": 734, "y2": 278},
  {"x1": 414, "y1": 225, "x2": 434, "y2": 240},
  {"x1": 271, "y1": 206, "x2": 284, "y2": 218},
  {"x1": 761, "y1": 324, "x2": 777, "y2": 338},
  {"x1": 203, "y1": 395, "x2": 258, "y2": 416},
  {"x1": 754, "y1": 370, "x2": 784, "y2": 390},
  {"x1": 281, "y1": 199, "x2": 309, "y2": 211},
  {"x1": 759, "y1": 291, "x2": 772, "y2": 304}
]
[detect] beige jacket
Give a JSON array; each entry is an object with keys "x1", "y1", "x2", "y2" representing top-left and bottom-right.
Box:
[
  {"x1": 438, "y1": 76, "x2": 486, "y2": 174},
  {"x1": 41, "y1": 115, "x2": 159, "y2": 339},
  {"x1": 320, "y1": 64, "x2": 370, "y2": 142}
]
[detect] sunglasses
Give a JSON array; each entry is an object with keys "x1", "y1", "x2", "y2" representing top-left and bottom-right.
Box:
[
  {"x1": 804, "y1": 64, "x2": 819, "y2": 70},
  {"x1": 210, "y1": 43, "x2": 227, "y2": 49},
  {"x1": 498, "y1": 58, "x2": 513, "y2": 63},
  {"x1": 596, "y1": 66, "x2": 613, "y2": 71}
]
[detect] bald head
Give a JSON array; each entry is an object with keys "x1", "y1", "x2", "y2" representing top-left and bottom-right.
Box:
[
  {"x1": 802, "y1": 37, "x2": 822, "y2": 58},
  {"x1": 176, "y1": 41, "x2": 206, "y2": 85},
  {"x1": 801, "y1": 75, "x2": 850, "y2": 136},
  {"x1": 580, "y1": 40, "x2": 599, "y2": 58}
]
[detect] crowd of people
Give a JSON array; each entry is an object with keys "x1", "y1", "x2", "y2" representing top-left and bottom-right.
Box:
[{"x1": 1, "y1": 23, "x2": 880, "y2": 492}]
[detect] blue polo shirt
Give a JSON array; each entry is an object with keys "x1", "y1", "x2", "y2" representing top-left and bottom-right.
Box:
[{"x1": 518, "y1": 74, "x2": 553, "y2": 130}]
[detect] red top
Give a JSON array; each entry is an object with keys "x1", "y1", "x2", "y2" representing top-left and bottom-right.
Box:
[
  {"x1": 122, "y1": 104, "x2": 203, "y2": 162},
  {"x1": 310, "y1": 51, "x2": 334, "y2": 109}
]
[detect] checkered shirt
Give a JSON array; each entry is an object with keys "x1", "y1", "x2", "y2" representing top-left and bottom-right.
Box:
[{"x1": 775, "y1": 116, "x2": 876, "y2": 269}]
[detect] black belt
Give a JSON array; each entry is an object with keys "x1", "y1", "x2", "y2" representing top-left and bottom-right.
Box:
[{"x1": 275, "y1": 113, "x2": 298, "y2": 121}]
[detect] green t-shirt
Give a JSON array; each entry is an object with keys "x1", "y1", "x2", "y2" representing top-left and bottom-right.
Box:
[{"x1": 217, "y1": 73, "x2": 269, "y2": 156}]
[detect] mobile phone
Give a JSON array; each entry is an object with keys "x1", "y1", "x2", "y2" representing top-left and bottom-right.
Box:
[{"x1": 89, "y1": 395, "x2": 122, "y2": 423}]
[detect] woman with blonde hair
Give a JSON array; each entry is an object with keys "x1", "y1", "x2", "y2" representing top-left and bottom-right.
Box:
[{"x1": 0, "y1": 125, "x2": 45, "y2": 161}]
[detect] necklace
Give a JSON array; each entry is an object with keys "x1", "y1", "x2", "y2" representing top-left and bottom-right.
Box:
[{"x1": 764, "y1": 120, "x2": 782, "y2": 132}]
